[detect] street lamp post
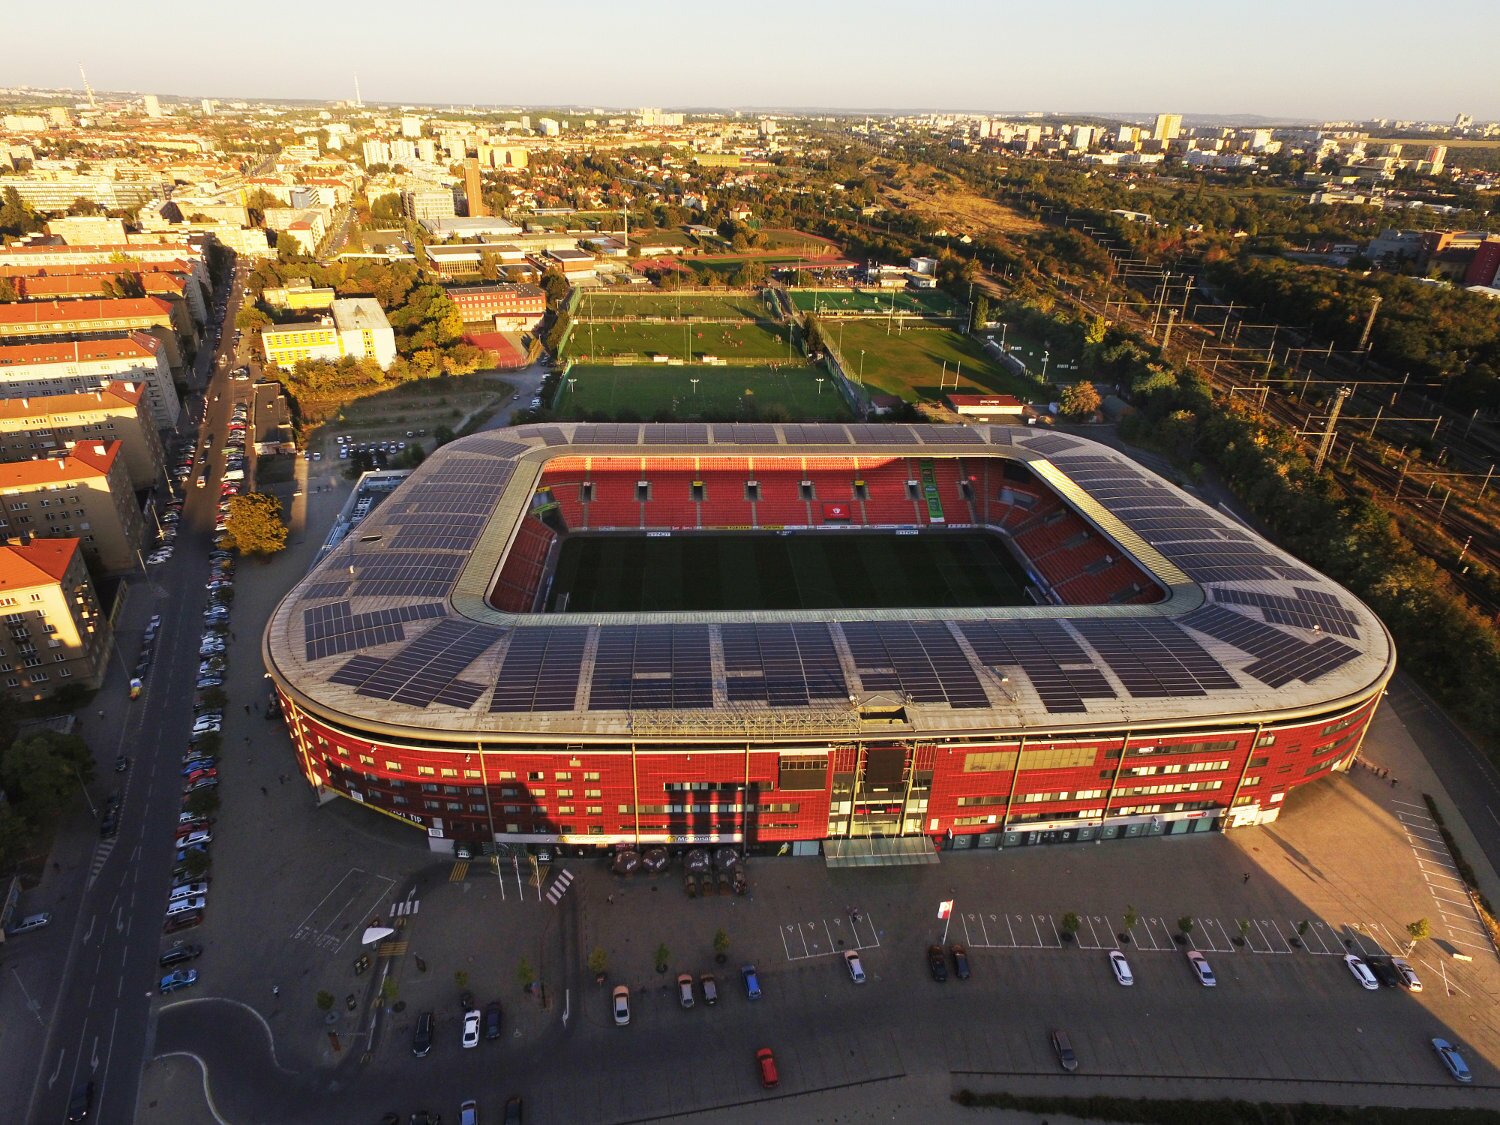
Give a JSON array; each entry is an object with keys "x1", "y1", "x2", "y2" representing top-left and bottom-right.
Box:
[
  {"x1": 815, "y1": 377, "x2": 824, "y2": 396},
  {"x1": 1040, "y1": 351, "x2": 1050, "y2": 381},
  {"x1": 1000, "y1": 322, "x2": 1008, "y2": 351}
]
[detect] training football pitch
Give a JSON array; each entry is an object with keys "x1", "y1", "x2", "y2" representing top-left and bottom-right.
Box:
[
  {"x1": 576, "y1": 291, "x2": 773, "y2": 321},
  {"x1": 832, "y1": 320, "x2": 1037, "y2": 403},
  {"x1": 547, "y1": 530, "x2": 1032, "y2": 612},
  {"x1": 557, "y1": 364, "x2": 850, "y2": 420},
  {"x1": 564, "y1": 318, "x2": 796, "y2": 362},
  {"x1": 789, "y1": 288, "x2": 959, "y2": 317}
]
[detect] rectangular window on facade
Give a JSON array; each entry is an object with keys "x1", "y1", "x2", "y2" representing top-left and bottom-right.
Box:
[{"x1": 584, "y1": 772, "x2": 600, "y2": 781}]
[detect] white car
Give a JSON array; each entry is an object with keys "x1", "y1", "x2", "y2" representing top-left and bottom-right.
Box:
[
  {"x1": 165, "y1": 896, "x2": 207, "y2": 917},
  {"x1": 169, "y1": 882, "x2": 210, "y2": 901},
  {"x1": 612, "y1": 985, "x2": 630, "y2": 1026},
  {"x1": 191, "y1": 720, "x2": 222, "y2": 736},
  {"x1": 461, "y1": 1008, "x2": 481, "y2": 1048},
  {"x1": 1185, "y1": 949, "x2": 1215, "y2": 987},
  {"x1": 1344, "y1": 953, "x2": 1379, "y2": 990},
  {"x1": 1108, "y1": 950, "x2": 1134, "y2": 986},
  {"x1": 178, "y1": 830, "x2": 212, "y2": 848},
  {"x1": 1391, "y1": 957, "x2": 1423, "y2": 992},
  {"x1": 844, "y1": 950, "x2": 866, "y2": 983}
]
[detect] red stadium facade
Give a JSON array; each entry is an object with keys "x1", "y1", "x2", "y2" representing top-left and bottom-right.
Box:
[{"x1": 264, "y1": 424, "x2": 1395, "y2": 856}]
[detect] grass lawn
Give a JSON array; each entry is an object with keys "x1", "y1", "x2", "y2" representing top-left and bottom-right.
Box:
[
  {"x1": 577, "y1": 291, "x2": 772, "y2": 321},
  {"x1": 565, "y1": 319, "x2": 798, "y2": 362},
  {"x1": 307, "y1": 372, "x2": 515, "y2": 445},
  {"x1": 831, "y1": 320, "x2": 1039, "y2": 403},
  {"x1": 981, "y1": 322, "x2": 1084, "y2": 377},
  {"x1": 558, "y1": 363, "x2": 850, "y2": 421},
  {"x1": 789, "y1": 288, "x2": 959, "y2": 317}
]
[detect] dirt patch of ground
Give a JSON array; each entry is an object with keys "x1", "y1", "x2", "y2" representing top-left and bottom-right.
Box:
[{"x1": 881, "y1": 162, "x2": 1043, "y2": 240}]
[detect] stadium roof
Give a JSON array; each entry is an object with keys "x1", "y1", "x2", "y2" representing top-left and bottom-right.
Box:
[{"x1": 263, "y1": 424, "x2": 1395, "y2": 745}]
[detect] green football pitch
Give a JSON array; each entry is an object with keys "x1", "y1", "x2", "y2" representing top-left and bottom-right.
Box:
[
  {"x1": 565, "y1": 318, "x2": 796, "y2": 362},
  {"x1": 576, "y1": 292, "x2": 772, "y2": 320},
  {"x1": 557, "y1": 363, "x2": 850, "y2": 420},
  {"x1": 546, "y1": 530, "x2": 1032, "y2": 612},
  {"x1": 789, "y1": 288, "x2": 959, "y2": 317}
]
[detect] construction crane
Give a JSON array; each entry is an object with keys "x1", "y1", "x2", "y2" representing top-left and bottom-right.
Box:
[{"x1": 78, "y1": 63, "x2": 96, "y2": 110}]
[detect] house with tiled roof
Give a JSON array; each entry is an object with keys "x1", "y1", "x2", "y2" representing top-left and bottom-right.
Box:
[
  {"x1": 0, "y1": 537, "x2": 111, "y2": 699},
  {"x1": 0, "y1": 333, "x2": 180, "y2": 428},
  {"x1": 0, "y1": 441, "x2": 145, "y2": 573},
  {"x1": 0, "y1": 383, "x2": 165, "y2": 488}
]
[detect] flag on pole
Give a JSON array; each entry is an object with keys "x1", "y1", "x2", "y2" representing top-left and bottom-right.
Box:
[{"x1": 937, "y1": 900, "x2": 954, "y2": 920}]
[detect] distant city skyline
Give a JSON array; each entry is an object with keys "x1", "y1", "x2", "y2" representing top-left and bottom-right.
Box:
[{"x1": 6, "y1": 0, "x2": 1499, "y2": 122}]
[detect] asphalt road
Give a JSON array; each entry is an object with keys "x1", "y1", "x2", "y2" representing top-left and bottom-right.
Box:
[{"x1": 20, "y1": 258, "x2": 254, "y2": 1125}]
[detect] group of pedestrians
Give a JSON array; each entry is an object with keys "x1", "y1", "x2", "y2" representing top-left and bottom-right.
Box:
[{"x1": 1355, "y1": 758, "x2": 1398, "y2": 787}]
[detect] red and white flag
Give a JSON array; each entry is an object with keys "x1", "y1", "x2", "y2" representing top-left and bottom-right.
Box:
[{"x1": 937, "y1": 899, "x2": 954, "y2": 920}]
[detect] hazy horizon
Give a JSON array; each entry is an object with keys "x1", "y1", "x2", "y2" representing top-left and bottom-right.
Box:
[{"x1": 7, "y1": 0, "x2": 1498, "y2": 122}]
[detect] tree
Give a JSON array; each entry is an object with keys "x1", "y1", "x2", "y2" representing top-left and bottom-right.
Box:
[
  {"x1": 434, "y1": 424, "x2": 456, "y2": 448},
  {"x1": 970, "y1": 294, "x2": 990, "y2": 333},
  {"x1": 515, "y1": 956, "x2": 535, "y2": 991},
  {"x1": 222, "y1": 492, "x2": 288, "y2": 556},
  {"x1": 1123, "y1": 904, "x2": 1139, "y2": 931},
  {"x1": 1059, "y1": 381, "x2": 1102, "y2": 420},
  {"x1": 198, "y1": 686, "x2": 228, "y2": 711},
  {"x1": 1177, "y1": 915, "x2": 1195, "y2": 937},
  {"x1": 66, "y1": 196, "x2": 104, "y2": 216},
  {"x1": 315, "y1": 990, "x2": 335, "y2": 1012},
  {"x1": 0, "y1": 278, "x2": 19, "y2": 303},
  {"x1": 713, "y1": 928, "x2": 730, "y2": 958},
  {"x1": 587, "y1": 947, "x2": 608, "y2": 978},
  {"x1": 184, "y1": 789, "x2": 219, "y2": 819},
  {"x1": 539, "y1": 270, "x2": 570, "y2": 309},
  {"x1": 1060, "y1": 912, "x2": 1081, "y2": 941},
  {"x1": 0, "y1": 187, "x2": 44, "y2": 239},
  {"x1": 192, "y1": 731, "x2": 223, "y2": 758},
  {"x1": 0, "y1": 804, "x2": 31, "y2": 870},
  {"x1": 653, "y1": 942, "x2": 670, "y2": 970},
  {"x1": 0, "y1": 730, "x2": 94, "y2": 824},
  {"x1": 454, "y1": 970, "x2": 469, "y2": 991},
  {"x1": 1405, "y1": 917, "x2": 1431, "y2": 953},
  {"x1": 181, "y1": 848, "x2": 211, "y2": 878},
  {"x1": 102, "y1": 272, "x2": 145, "y2": 300}
]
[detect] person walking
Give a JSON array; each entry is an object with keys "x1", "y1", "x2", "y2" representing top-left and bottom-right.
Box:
[
  {"x1": 1242, "y1": 873, "x2": 1250, "y2": 884},
  {"x1": 272, "y1": 985, "x2": 280, "y2": 999}
]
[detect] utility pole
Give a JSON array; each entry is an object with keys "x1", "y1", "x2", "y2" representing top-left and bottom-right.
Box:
[
  {"x1": 1357, "y1": 295, "x2": 1381, "y2": 352},
  {"x1": 1312, "y1": 386, "x2": 1351, "y2": 475},
  {"x1": 1161, "y1": 309, "x2": 1177, "y2": 352}
]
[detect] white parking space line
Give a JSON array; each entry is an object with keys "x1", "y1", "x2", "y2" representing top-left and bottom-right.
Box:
[
  {"x1": 1144, "y1": 916, "x2": 1175, "y2": 950},
  {"x1": 1255, "y1": 919, "x2": 1293, "y2": 953},
  {"x1": 1198, "y1": 917, "x2": 1235, "y2": 953},
  {"x1": 1042, "y1": 914, "x2": 1062, "y2": 948},
  {"x1": 1084, "y1": 914, "x2": 1119, "y2": 950},
  {"x1": 1301, "y1": 919, "x2": 1340, "y2": 955}
]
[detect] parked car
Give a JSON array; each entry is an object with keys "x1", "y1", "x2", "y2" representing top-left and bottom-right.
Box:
[
  {"x1": 6, "y1": 911, "x2": 51, "y2": 936},
  {"x1": 1108, "y1": 950, "x2": 1134, "y2": 986},
  {"x1": 1186, "y1": 949, "x2": 1216, "y2": 987},
  {"x1": 1344, "y1": 953, "x2": 1379, "y2": 990},
  {"x1": 949, "y1": 944, "x2": 970, "y2": 980},
  {"x1": 165, "y1": 896, "x2": 207, "y2": 917},
  {"x1": 411, "y1": 1010, "x2": 434, "y2": 1057},
  {"x1": 458, "y1": 1100, "x2": 478, "y2": 1125},
  {"x1": 699, "y1": 974, "x2": 718, "y2": 1005},
  {"x1": 158, "y1": 943, "x2": 203, "y2": 968},
  {"x1": 169, "y1": 882, "x2": 210, "y2": 902},
  {"x1": 756, "y1": 1046, "x2": 779, "y2": 1088},
  {"x1": 844, "y1": 950, "x2": 866, "y2": 983},
  {"x1": 483, "y1": 1000, "x2": 503, "y2": 1039},
  {"x1": 178, "y1": 830, "x2": 213, "y2": 847},
  {"x1": 1432, "y1": 1037, "x2": 1472, "y2": 1082},
  {"x1": 926, "y1": 945, "x2": 948, "y2": 982},
  {"x1": 612, "y1": 985, "x2": 631, "y2": 1026},
  {"x1": 1365, "y1": 956, "x2": 1402, "y2": 988},
  {"x1": 461, "y1": 1007, "x2": 481, "y2": 1048},
  {"x1": 159, "y1": 969, "x2": 198, "y2": 993},
  {"x1": 163, "y1": 911, "x2": 202, "y2": 934},
  {"x1": 740, "y1": 964, "x2": 762, "y2": 1000},
  {"x1": 1050, "y1": 1028, "x2": 1078, "y2": 1073},
  {"x1": 677, "y1": 973, "x2": 695, "y2": 1008},
  {"x1": 1392, "y1": 958, "x2": 1423, "y2": 992}
]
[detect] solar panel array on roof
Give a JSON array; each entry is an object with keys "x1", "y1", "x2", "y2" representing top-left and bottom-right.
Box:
[
  {"x1": 1214, "y1": 586, "x2": 1361, "y2": 639},
  {"x1": 846, "y1": 424, "x2": 913, "y2": 445},
  {"x1": 588, "y1": 625, "x2": 712, "y2": 710},
  {"x1": 349, "y1": 553, "x2": 465, "y2": 599},
  {"x1": 914, "y1": 425, "x2": 985, "y2": 444},
  {"x1": 985, "y1": 428, "x2": 1016, "y2": 445},
  {"x1": 532, "y1": 426, "x2": 570, "y2": 446},
  {"x1": 1021, "y1": 432, "x2": 1082, "y2": 453},
  {"x1": 490, "y1": 627, "x2": 589, "y2": 713},
  {"x1": 335, "y1": 618, "x2": 503, "y2": 708},
  {"x1": 301, "y1": 580, "x2": 351, "y2": 600},
  {"x1": 839, "y1": 621, "x2": 989, "y2": 708},
  {"x1": 573, "y1": 423, "x2": 641, "y2": 445},
  {"x1": 1072, "y1": 618, "x2": 1239, "y2": 698},
  {"x1": 783, "y1": 424, "x2": 851, "y2": 445},
  {"x1": 958, "y1": 620, "x2": 1116, "y2": 713},
  {"x1": 710, "y1": 423, "x2": 777, "y2": 444},
  {"x1": 1182, "y1": 604, "x2": 1360, "y2": 688},
  {"x1": 303, "y1": 600, "x2": 448, "y2": 660},
  {"x1": 450, "y1": 435, "x2": 529, "y2": 459},
  {"x1": 721, "y1": 622, "x2": 849, "y2": 707},
  {"x1": 643, "y1": 423, "x2": 709, "y2": 445}
]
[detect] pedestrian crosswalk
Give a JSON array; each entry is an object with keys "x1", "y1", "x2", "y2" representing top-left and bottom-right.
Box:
[
  {"x1": 449, "y1": 861, "x2": 469, "y2": 883},
  {"x1": 389, "y1": 899, "x2": 420, "y2": 917},
  {"x1": 86, "y1": 839, "x2": 115, "y2": 887},
  {"x1": 545, "y1": 868, "x2": 574, "y2": 906}
]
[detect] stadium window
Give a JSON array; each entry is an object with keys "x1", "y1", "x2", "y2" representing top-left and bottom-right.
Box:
[
  {"x1": 745, "y1": 481, "x2": 760, "y2": 502},
  {"x1": 691, "y1": 481, "x2": 704, "y2": 503},
  {"x1": 799, "y1": 480, "x2": 815, "y2": 501},
  {"x1": 584, "y1": 772, "x2": 601, "y2": 781},
  {"x1": 587, "y1": 826, "x2": 604, "y2": 835}
]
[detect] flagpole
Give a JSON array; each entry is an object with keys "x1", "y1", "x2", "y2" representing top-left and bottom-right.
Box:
[{"x1": 942, "y1": 903, "x2": 953, "y2": 945}]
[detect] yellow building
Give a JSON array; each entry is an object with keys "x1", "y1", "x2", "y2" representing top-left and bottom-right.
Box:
[
  {"x1": 0, "y1": 382, "x2": 165, "y2": 489},
  {"x1": 0, "y1": 441, "x2": 145, "y2": 574},
  {"x1": 0, "y1": 538, "x2": 112, "y2": 700},
  {"x1": 261, "y1": 298, "x2": 397, "y2": 370}
]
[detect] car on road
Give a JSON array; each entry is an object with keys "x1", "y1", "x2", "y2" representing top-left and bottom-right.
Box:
[
  {"x1": 1186, "y1": 949, "x2": 1216, "y2": 987},
  {"x1": 169, "y1": 882, "x2": 210, "y2": 901},
  {"x1": 1050, "y1": 1028, "x2": 1078, "y2": 1072},
  {"x1": 99, "y1": 808, "x2": 119, "y2": 837},
  {"x1": 949, "y1": 944, "x2": 970, "y2": 980},
  {"x1": 66, "y1": 1079, "x2": 92, "y2": 1122},
  {"x1": 700, "y1": 974, "x2": 718, "y2": 1005},
  {"x1": 926, "y1": 945, "x2": 948, "y2": 982},
  {"x1": 166, "y1": 896, "x2": 207, "y2": 917},
  {"x1": 458, "y1": 1099, "x2": 478, "y2": 1125},
  {"x1": 756, "y1": 1046, "x2": 779, "y2": 1088},
  {"x1": 741, "y1": 963, "x2": 762, "y2": 1000},
  {"x1": 484, "y1": 1000, "x2": 503, "y2": 1039},
  {"x1": 844, "y1": 949, "x2": 866, "y2": 983},
  {"x1": 163, "y1": 911, "x2": 202, "y2": 934},
  {"x1": 411, "y1": 1010, "x2": 434, "y2": 1057},
  {"x1": 6, "y1": 911, "x2": 51, "y2": 936},
  {"x1": 1432, "y1": 1036, "x2": 1472, "y2": 1082},
  {"x1": 1108, "y1": 950, "x2": 1134, "y2": 986},
  {"x1": 612, "y1": 985, "x2": 631, "y2": 1026},
  {"x1": 1390, "y1": 958, "x2": 1422, "y2": 992},
  {"x1": 159, "y1": 969, "x2": 198, "y2": 993},
  {"x1": 158, "y1": 944, "x2": 202, "y2": 968},
  {"x1": 462, "y1": 1007, "x2": 481, "y2": 1047},
  {"x1": 114, "y1": 755, "x2": 130, "y2": 773},
  {"x1": 1344, "y1": 953, "x2": 1379, "y2": 990},
  {"x1": 178, "y1": 829, "x2": 213, "y2": 847}
]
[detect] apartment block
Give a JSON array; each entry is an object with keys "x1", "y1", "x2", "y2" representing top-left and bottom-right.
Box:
[
  {"x1": 0, "y1": 538, "x2": 112, "y2": 700},
  {"x1": 0, "y1": 441, "x2": 144, "y2": 574},
  {"x1": 445, "y1": 283, "x2": 546, "y2": 331},
  {"x1": 0, "y1": 382, "x2": 165, "y2": 488},
  {"x1": 0, "y1": 297, "x2": 191, "y2": 369},
  {"x1": 402, "y1": 187, "x2": 457, "y2": 223},
  {"x1": 0, "y1": 334, "x2": 181, "y2": 429},
  {"x1": 261, "y1": 298, "x2": 396, "y2": 371}
]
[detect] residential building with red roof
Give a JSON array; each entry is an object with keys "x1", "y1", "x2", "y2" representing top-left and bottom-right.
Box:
[
  {"x1": 0, "y1": 382, "x2": 165, "y2": 488},
  {"x1": 0, "y1": 537, "x2": 111, "y2": 699},
  {"x1": 0, "y1": 334, "x2": 181, "y2": 429},
  {"x1": 0, "y1": 441, "x2": 145, "y2": 573},
  {"x1": 0, "y1": 297, "x2": 191, "y2": 369}
]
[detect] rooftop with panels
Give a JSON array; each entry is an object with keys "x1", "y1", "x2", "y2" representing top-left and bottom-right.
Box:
[{"x1": 262, "y1": 423, "x2": 1396, "y2": 745}]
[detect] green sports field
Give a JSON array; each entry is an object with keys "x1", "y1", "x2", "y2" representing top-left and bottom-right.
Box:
[
  {"x1": 564, "y1": 318, "x2": 798, "y2": 362},
  {"x1": 577, "y1": 291, "x2": 772, "y2": 321},
  {"x1": 832, "y1": 319, "x2": 1037, "y2": 403},
  {"x1": 557, "y1": 364, "x2": 850, "y2": 420},
  {"x1": 790, "y1": 288, "x2": 959, "y2": 318},
  {"x1": 547, "y1": 531, "x2": 1031, "y2": 612}
]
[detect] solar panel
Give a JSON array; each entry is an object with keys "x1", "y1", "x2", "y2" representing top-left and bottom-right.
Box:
[
  {"x1": 587, "y1": 625, "x2": 713, "y2": 710},
  {"x1": 573, "y1": 423, "x2": 641, "y2": 445},
  {"x1": 711, "y1": 423, "x2": 777, "y2": 445},
  {"x1": 783, "y1": 424, "x2": 851, "y2": 445},
  {"x1": 958, "y1": 620, "x2": 1116, "y2": 714},
  {"x1": 845, "y1": 424, "x2": 916, "y2": 445},
  {"x1": 449, "y1": 435, "x2": 529, "y2": 458},
  {"x1": 839, "y1": 621, "x2": 989, "y2": 708},
  {"x1": 721, "y1": 622, "x2": 849, "y2": 707},
  {"x1": 643, "y1": 423, "x2": 710, "y2": 445},
  {"x1": 1182, "y1": 605, "x2": 1361, "y2": 688},
  {"x1": 1213, "y1": 586, "x2": 1361, "y2": 639},
  {"x1": 1021, "y1": 432, "x2": 1082, "y2": 453},
  {"x1": 490, "y1": 627, "x2": 589, "y2": 713},
  {"x1": 984, "y1": 428, "x2": 1015, "y2": 445},
  {"x1": 1072, "y1": 618, "x2": 1239, "y2": 699},
  {"x1": 912, "y1": 425, "x2": 984, "y2": 444},
  {"x1": 346, "y1": 553, "x2": 466, "y2": 600},
  {"x1": 301, "y1": 580, "x2": 351, "y2": 600},
  {"x1": 303, "y1": 601, "x2": 448, "y2": 661},
  {"x1": 346, "y1": 618, "x2": 504, "y2": 707}
]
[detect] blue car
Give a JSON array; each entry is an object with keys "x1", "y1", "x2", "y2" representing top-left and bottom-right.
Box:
[
  {"x1": 174, "y1": 845, "x2": 208, "y2": 864},
  {"x1": 159, "y1": 969, "x2": 198, "y2": 993},
  {"x1": 740, "y1": 963, "x2": 762, "y2": 1000},
  {"x1": 1432, "y1": 1037, "x2": 1473, "y2": 1083},
  {"x1": 180, "y1": 760, "x2": 215, "y2": 776}
]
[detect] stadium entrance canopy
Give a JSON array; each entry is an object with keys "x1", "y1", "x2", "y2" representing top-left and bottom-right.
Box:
[{"x1": 823, "y1": 837, "x2": 941, "y2": 868}]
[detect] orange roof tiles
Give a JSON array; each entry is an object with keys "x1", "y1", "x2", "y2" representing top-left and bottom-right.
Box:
[
  {"x1": 0, "y1": 382, "x2": 144, "y2": 418},
  {"x1": 0, "y1": 440, "x2": 120, "y2": 488},
  {"x1": 0, "y1": 332, "x2": 161, "y2": 368},
  {"x1": 0, "y1": 538, "x2": 80, "y2": 590},
  {"x1": 9, "y1": 275, "x2": 187, "y2": 301},
  {"x1": 0, "y1": 297, "x2": 173, "y2": 327}
]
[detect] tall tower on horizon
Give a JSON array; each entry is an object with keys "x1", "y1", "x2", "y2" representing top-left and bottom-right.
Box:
[
  {"x1": 464, "y1": 157, "x2": 487, "y2": 217},
  {"x1": 78, "y1": 63, "x2": 96, "y2": 110},
  {"x1": 354, "y1": 73, "x2": 364, "y2": 109}
]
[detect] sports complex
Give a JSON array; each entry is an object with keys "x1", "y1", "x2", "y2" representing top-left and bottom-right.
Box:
[{"x1": 264, "y1": 423, "x2": 1395, "y2": 860}]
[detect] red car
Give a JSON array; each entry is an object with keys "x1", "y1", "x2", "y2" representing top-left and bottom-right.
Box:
[
  {"x1": 163, "y1": 911, "x2": 203, "y2": 934},
  {"x1": 756, "y1": 1047, "x2": 779, "y2": 1088}
]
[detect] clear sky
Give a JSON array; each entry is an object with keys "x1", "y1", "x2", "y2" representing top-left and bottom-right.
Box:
[{"x1": 10, "y1": 0, "x2": 1498, "y2": 121}]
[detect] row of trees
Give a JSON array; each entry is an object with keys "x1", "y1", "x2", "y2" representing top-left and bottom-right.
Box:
[{"x1": 0, "y1": 727, "x2": 94, "y2": 871}]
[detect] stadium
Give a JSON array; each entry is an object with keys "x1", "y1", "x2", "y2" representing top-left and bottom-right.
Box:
[{"x1": 263, "y1": 423, "x2": 1395, "y2": 861}]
